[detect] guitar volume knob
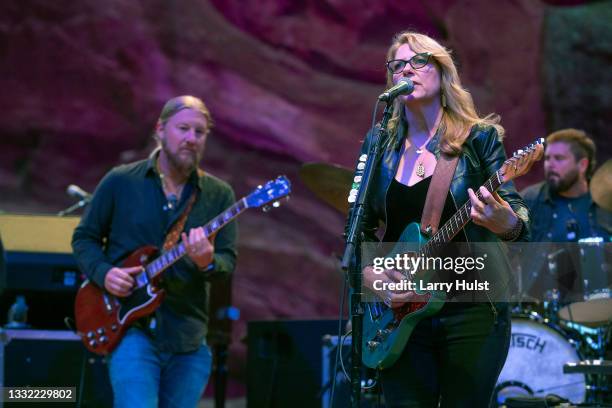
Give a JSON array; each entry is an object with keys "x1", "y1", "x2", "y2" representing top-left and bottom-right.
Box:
[
  {"x1": 367, "y1": 340, "x2": 380, "y2": 350},
  {"x1": 377, "y1": 329, "x2": 391, "y2": 339}
]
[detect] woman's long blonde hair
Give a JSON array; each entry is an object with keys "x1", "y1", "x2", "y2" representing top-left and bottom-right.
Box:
[{"x1": 386, "y1": 31, "x2": 504, "y2": 155}]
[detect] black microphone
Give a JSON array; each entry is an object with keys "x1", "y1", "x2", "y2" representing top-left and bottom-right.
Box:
[
  {"x1": 66, "y1": 184, "x2": 92, "y2": 201},
  {"x1": 378, "y1": 78, "x2": 415, "y2": 102}
]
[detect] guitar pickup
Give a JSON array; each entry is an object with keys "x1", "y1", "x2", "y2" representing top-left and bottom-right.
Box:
[{"x1": 376, "y1": 329, "x2": 392, "y2": 340}]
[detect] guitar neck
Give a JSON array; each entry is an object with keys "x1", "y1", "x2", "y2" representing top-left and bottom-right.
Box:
[
  {"x1": 422, "y1": 171, "x2": 503, "y2": 256},
  {"x1": 144, "y1": 198, "x2": 247, "y2": 279}
]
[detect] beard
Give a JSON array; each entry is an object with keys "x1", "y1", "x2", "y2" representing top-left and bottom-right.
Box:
[
  {"x1": 546, "y1": 167, "x2": 579, "y2": 194},
  {"x1": 161, "y1": 139, "x2": 201, "y2": 177}
]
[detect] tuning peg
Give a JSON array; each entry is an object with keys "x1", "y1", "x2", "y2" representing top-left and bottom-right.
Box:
[
  {"x1": 272, "y1": 201, "x2": 280, "y2": 208},
  {"x1": 262, "y1": 205, "x2": 271, "y2": 212}
]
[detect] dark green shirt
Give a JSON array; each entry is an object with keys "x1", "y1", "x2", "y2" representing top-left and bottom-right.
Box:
[{"x1": 72, "y1": 152, "x2": 237, "y2": 352}]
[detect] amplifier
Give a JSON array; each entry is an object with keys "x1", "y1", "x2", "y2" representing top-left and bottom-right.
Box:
[
  {"x1": 247, "y1": 319, "x2": 342, "y2": 408},
  {"x1": 0, "y1": 213, "x2": 81, "y2": 293},
  {"x1": 0, "y1": 214, "x2": 83, "y2": 329},
  {"x1": 0, "y1": 329, "x2": 112, "y2": 407},
  {"x1": 2, "y1": 251, "x2": 80, "y2": 293}
]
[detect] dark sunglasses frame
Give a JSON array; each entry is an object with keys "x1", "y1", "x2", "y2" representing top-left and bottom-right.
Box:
[{"x1": 386, "y1": 52, "x2": 432, "y2": 74}]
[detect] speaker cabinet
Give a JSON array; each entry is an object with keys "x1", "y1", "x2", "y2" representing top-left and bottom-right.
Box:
[
  {"x1": 0, "y1": 330, "x2": 112, "y2": 407},
  {"x1": 247, "y1": 319, "x2": 342, "y2": 408}
]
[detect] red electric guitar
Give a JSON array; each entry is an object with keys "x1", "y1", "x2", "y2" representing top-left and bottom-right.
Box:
[{"x1": 74, "y1": 176, "x2": 291, "y2": 355}]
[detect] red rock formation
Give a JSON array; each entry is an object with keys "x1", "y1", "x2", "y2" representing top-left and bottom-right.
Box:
[{"x1": 1, "y1": 0, "x2": 607, "y2": 391}]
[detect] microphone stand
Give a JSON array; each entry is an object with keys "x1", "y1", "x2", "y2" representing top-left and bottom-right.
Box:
[
  {"x1": 341, "y1": 101, "x2": 394, "y2": 408},
  {"x1": 57, "y1": 198, "x2": 90, "y2": 217}
]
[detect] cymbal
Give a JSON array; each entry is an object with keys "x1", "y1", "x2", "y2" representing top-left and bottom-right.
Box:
[
  {"x1": 299, "y1": 162, "x2": 353, "y2": 215},
  {"x1": 591, "y1": 159, "x2": 612, "y2": 211}
]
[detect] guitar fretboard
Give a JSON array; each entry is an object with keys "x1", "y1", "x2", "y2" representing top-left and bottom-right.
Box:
[
  {"x1": 421, "y1": 170, "x2": 504, "y2": 257},
  {"x1": 143, "y1": 198, "x2": 247, "y2": 280}
]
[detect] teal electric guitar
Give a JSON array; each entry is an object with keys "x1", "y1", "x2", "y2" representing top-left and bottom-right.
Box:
[{"x1": 361, "y1": 138, "x2": 544, "y2": 369}]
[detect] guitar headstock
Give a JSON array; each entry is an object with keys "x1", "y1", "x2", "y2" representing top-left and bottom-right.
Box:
[
  {"x1": 244, "y1": 176, "x2": 292, "y2": 210},
  {"x1": 499, "y1": 138, "x2": 545, "y2": 183}
]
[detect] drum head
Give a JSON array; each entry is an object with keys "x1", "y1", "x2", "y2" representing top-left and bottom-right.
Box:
[
  {"x1": 559, "y1": 290, "x2": 612, "y2": 327},
  {"x1": 495, "y1": 318, "x2": 585, "y2": 405}
]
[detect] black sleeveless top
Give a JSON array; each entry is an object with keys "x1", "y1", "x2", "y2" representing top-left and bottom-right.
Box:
[{"x1": 384, "y1": 177, "x2": 465, "y2": 242}]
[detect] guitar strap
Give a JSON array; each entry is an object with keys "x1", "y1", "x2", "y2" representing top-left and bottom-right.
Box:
[
  {"x1": 420, "y1": 152, "x2": 460, "y2": 236},
  {"x1": 163, "y1": 191, "x2": 197, "y2": 251},
  {"x1": 138, "y1": 191, "x2": 196, "y2": 330}
]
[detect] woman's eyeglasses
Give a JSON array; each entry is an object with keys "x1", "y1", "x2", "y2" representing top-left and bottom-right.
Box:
[{"x1": 386, "y1": 52, "x2": 432, "y2": 74}]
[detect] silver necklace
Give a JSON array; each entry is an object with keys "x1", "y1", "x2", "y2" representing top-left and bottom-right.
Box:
[{"x1": 157, "y1": 163, "x2": 185, "y2": 211}]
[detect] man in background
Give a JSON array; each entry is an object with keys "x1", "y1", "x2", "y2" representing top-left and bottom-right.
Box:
[{"x1": 521, "y1": 128, "x2": 610, "y2": 242}]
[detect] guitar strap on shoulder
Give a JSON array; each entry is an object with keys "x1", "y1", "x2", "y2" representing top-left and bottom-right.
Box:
[
  {"x1": 163, "y1": 191, "x2": 197, "y2": 251},
  {"x1": 420, "y1": 152, "x2": 460, "y2": 237}
]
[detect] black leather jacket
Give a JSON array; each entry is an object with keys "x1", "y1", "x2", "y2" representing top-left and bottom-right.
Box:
[
  {"x1": 346, "y1": 123, "x2": 531, "y2": 302},
  {"x1": 352, "y1": 123, "x2": 530, "y2": 244}
]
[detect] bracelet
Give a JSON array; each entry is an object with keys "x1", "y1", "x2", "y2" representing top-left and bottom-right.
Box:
[{"x1": 497, "y1": 216, "x2": 523, "y2": 241}]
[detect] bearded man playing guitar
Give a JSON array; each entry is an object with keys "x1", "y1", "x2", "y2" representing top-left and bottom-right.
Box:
[
  {"x1": 72, "y1": 95, "x2": 237, "y2": 408},
  {"x1": 348, "y1": 32, "x2": 542, "y2": 407}
]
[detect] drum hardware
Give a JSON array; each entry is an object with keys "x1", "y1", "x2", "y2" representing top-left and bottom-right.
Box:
[
  {"x1": 564, "y1": 359, "x2": 612, "y2": 375},
  {"x1": 509, "y1": 293, "x2": 542, "y2": 319},
  {"x1": 562, "y1": 321, "x2": 601, "y2": 337},
  {"x1": 542, "y1": 288, "x2": 561, "y2": 325},
  {"x1": 564, "y1": 360, "x2": 612, "y2": 405},
  {"x1": 495, "y1": 318, "x2": 587, "y2": 405}
]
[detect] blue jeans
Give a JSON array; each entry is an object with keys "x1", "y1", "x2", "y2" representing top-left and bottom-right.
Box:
[{"x1": 108, "y1": 328, "x2": 212, "y2": 408}]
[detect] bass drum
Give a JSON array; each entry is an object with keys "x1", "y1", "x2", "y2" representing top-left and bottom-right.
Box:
[{"x1": 494, "y1": 317, "x2": 586, "y2": 405}]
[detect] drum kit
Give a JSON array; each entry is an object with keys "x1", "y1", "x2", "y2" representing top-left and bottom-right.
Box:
[
  {"x1": 497, "y1": 161, "x2": 612, "y2": 406},
  {"x1": 299, "y1": 160, "x2": 612, "y2": 406},
  {"x1": 497, "y1": 286, "x2": 611, "y2": 406}
]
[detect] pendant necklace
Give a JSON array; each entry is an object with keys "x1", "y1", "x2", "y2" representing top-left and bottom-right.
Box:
[
  {"x1": 414, "y1": 142, "x2": 428, "y2": 178},
  {"x1": 157, "y1": 161, "x2": 184, "y2": 211},
  {"x1": 412, "y1": 118, "x2": 442, "y2": 178}
]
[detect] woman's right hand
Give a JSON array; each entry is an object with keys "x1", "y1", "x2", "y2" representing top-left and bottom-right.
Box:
[{"x1": 363, "y1": 265, "x2": 417, "y2": 308}]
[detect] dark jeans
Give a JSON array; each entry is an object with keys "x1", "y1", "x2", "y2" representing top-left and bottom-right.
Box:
[{"x1": 380, "y1": 302, "x2": 510, "y2": 408}]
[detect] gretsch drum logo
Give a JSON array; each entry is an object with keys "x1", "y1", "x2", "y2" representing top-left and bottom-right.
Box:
[{"x1": 511, "y1": 332, "x2": 547, "y2": 353}]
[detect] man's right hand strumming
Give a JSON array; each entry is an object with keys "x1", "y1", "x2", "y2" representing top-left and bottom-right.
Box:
[{"x1": 104, "y1": 266, "x2": 143, "y2": 297}]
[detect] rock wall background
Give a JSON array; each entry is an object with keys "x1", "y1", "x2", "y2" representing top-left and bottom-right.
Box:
[{"x1": 1, "y1": 0, "x2": 609, "y2": 393}]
